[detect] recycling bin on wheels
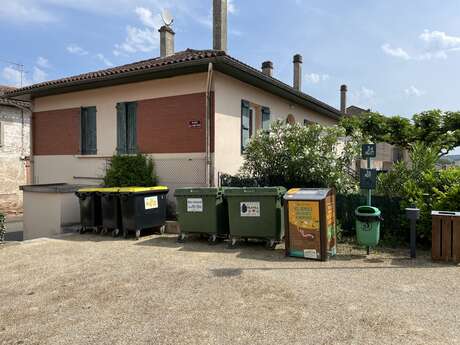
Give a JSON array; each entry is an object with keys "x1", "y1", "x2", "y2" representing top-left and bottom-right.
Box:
[
  {"x1": 224, "y1": 187, "x2": 286, "y2": 249},
  {"x1": 98, "y1": 188, "x2": 122, "y2": 237},
  {"x1": 175, "y1": 187, "x2": 229, "y2": 244},
  {"x1": 119, "y1": 187, "x2": 169, "y2": 240},
  {"x1": 355, "y1": 206, "x2": 382, "y2": 247},
  {"x1": 284, "y1": 188, "x2": 337, "y2": 261},
  {"x1": 75, "y1": 188, "x2": 103, "y2": 234}
]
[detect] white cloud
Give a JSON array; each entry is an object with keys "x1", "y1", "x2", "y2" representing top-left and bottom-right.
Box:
[
  {"x1": 0, "y1": 1, "x2": 55, "y2": 24},
  {"x1": 114, "y1": 7, "x2": 162, "y2": 56},
  {"x1": 228, "y1": 0, "x2": 237, "y2": 14},
  {"x1": 32, "y1": 66, "x2": 47, "y2": 83},
  {"x1": 383, "y1": 30, "x2": 460, "y2": 61},
  {"x1": 96, "y1": 53, "x2": 113, "y2": 67},
  {"x1": 67, "y1": 44, "x2": 89, "y2": 56},
  {"x1": 36, "y1": 56, "x2": 51, "y2": 69},
  {"x1": 405, "y1": 85, "x2": 425, "y2": 97},
  {"x1": 381, "y1": 43, "x2": 410, "y2": 60},
  {"x1": 304, "y1": 73, "x2": 330, "y2": 84},
  {"x1": 349, "y1": 86, "x2": 376, "y2": 108}
]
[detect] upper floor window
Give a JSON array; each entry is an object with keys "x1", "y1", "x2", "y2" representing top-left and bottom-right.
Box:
[
  {"x1": 241, "y1": 100, "x2": 270, "y2": 153},
  {"x1": 116, "y1": 101, "x2": 137, "y2": 154},
  {"x1": 286, "y1": 114, "x2": 296, "y2": 125},
  {"x1": 80, "y1": 106, "x2": 97, "y2": 155}
]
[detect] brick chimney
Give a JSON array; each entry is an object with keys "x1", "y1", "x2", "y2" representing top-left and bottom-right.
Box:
[
  {"x1": 213, "y1": 0, "x2": 227, "y2": 52},
  {"x1": 293, "y1": 54, "x2": 303, "y2": 91},
  {"x1": 262, "y1": 61, "x2": 273, "y2": 77},
  {"x1": 340, "y1": 84, "x2": 348, "y2": 114},
  {"x1": 159, "y1": 25, "x2": 175, "y2": 57}
]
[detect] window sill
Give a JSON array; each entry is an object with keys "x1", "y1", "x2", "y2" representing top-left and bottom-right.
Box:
[{"x1": 74, "y1": 154, "x2": 111, "y2": 159}]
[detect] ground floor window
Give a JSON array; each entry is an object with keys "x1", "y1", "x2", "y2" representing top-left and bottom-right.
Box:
[{"x1": 241, "y1": 100, "x2": 270, "y2": 153}]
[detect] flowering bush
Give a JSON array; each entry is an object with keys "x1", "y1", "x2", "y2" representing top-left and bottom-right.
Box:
[{"x1": 239, "y1": 121, "x2": 361, "y2": 193}]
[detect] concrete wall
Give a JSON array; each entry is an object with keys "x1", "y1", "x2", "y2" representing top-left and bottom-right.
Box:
[
  {"x1": 213, "y1": 71, "x2": 338, "y2": 179},
  {"x1": 0, "y1": 104, "x2": 31, "y2": 212}
]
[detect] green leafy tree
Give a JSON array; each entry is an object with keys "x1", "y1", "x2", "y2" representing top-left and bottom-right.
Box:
[
  {"x1": 104, "y1": 154, "x2": 158, "y2": 187},
  {"x1": 240, "y1": 121, "x2": 361, "y2": 193}
]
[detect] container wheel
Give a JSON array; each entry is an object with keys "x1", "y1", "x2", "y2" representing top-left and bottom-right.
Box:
[
  {"x1": 111, "y1": 229, "x2": 120, "y2": 237},
  {"x1": 208, "y1": 234, "x2": 218, "y2": 245},
  {"x1": 79, "y1": 227, "x2": 86, "y2": 234},
  {"x1": 266, "y1": 239, "x2": 277, "y2": 250},
  {"x1": 228, "y1": 236, "x2": 238, "y2": 249},
  {"x1": 177, "y1": 233, "x2": 186, "y2": 243},
  {"x1": 135, "y1": 230, "x2": 141, "y2": 240},
  {"x1": 159, "y1": 225, "x2": 166, "y2": 235},
  {"x1": 123, "y1": 230, "x2": 128, "y2": 239}
]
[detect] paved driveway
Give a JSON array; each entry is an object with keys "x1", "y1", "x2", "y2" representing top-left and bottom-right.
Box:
[{"x1": 0, "y1": 234, "x2": 458, "y2": 345}]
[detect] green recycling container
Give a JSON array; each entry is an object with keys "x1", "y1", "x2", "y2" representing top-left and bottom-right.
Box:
[
  {"x1": 99, "y1": 188, "x2": 122, "y2": 237},
  {"x1": 224, "y1": 187, "x2": 286, "y2": 249},
  {"x1": 174, "y1": 187, "x2": 229, "y2": 244},
  {"x1": 355, "y1": 206, "x2": 382, "y2": 247},
  {"x1": 119, "y1": 187, "x2": 169, "y2": 240},
  {"x1": 75, "y1": 188, "x2": 103, "y2": 234}
]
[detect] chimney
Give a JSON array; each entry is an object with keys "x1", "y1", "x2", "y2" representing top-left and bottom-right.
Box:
[
  {"x1": 293, "y1": 54, "x2": 302, "y2": 91},
  {"x1": 261, "y1": 61, "x2": 273, "y2": 77},
  {"x1": 213, "y1": 0, "x2": 228, "y2": 52},
  {"x1": 340, "y1": 84, "x2": 348, "y2": 114},
  {"x1": 159, "y1": 25, "x2": 175, "y2": 57}
]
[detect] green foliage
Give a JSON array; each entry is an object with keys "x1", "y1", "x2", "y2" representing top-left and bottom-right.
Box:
[
  {"x1": 104, "y1": 154, "x2": 157, "y2": 187},
  {"x1": 341, "y1": 109, "x2": 460, "y2": 154},
  {"x1": 239, "y1": 121, "x2": 361, "y2": 193},
  {"x1": 0, "y1": 213, "x2": 5, "y2": 243}
]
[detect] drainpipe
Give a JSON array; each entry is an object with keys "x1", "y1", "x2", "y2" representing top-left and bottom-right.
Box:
[
  {"x1": 205, "y1": 62, "x2": 214, "y2": 187},
  {"x1": 29, "y1": 106, "x2": 34, "y2": 184}
]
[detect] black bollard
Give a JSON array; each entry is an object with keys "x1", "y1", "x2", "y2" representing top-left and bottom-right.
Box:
[{"x1": 405, "y1": 208, "x2": 420, "y2": 259}]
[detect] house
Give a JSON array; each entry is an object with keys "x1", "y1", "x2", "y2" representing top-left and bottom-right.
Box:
[
  {"x1": 4, "y1": 0, "x2": 342, "y2": 200},
  {"x1": 444, "y1": 155, "x2": 460, "y2": 167},
  {"x1": 343, "y1": 103, "x2": 408, "y2": 171},
  {"x1": 0, "y1": 85, "x2": 31, "y2": 215}
]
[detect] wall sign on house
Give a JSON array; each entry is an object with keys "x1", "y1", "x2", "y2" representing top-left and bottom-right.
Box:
[{"x1": 189, "y1": 120, "x2": 202, "y2": 128}]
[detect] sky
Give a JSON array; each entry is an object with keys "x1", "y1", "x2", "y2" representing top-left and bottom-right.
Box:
[{"x1": 1, "y1": 0, "x2": 460, "y2": 152}]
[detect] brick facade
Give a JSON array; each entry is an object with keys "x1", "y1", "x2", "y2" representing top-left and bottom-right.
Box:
[
  {"x1": 33, "y1": 108, "x2": 80, "y2": 156},
  {"x1": 137, "y1": 92, "x2": 213, "y2": 153}
]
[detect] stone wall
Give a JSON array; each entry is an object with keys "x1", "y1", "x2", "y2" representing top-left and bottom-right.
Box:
[{"x1": 0, "y1": 104, "x2": 31, "y2": 214}]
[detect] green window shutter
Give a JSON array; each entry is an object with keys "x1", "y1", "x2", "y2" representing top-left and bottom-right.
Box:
[
  {"x1": 116, "y1": 102, "x2": 127, "y2": 154},
  {"x1": 126, "y1": 102, "x2": 137, "y2": 154},
  {"x1": 86, "y1": 107, "x2": 97, "y2": 155},
  {"x1": 80, "y1": 107, "x2": 87, "y2": 154},
  {"x1": 241, "y1": 100, "x2": 250, "y2": 153},
  {"x1": 261, "y1": 106, "x2": 271, "y2": 131}
]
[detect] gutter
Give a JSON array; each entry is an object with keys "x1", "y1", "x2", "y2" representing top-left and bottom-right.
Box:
[{"x1": 205, "y1": 62, "x2": 214, "y2": 187}]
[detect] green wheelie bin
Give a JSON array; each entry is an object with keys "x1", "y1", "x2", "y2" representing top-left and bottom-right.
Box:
[
  {"x1": 75, "y1": 188, "x2": 103, "y2": 234},
  {"x1": 119, "y1": 187, "x2": 169, "y2": 240},
  {"x1": 224, "y1": 187, "x2": 286, "y2": 249},
  {"x1": 174, "y1": 187, "x2": 229, "y2": 244},
  {"x1": 355, "y1": 206, "x2": 382, "y2": 247},
  {"x1": 98, "y1": 188, "x2": 122, "y2": 237}
]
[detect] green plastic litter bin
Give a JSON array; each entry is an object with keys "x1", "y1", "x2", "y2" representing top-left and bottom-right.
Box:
[
  {"x1": 75, "y1": 188, "x2": 103, "y2": 234},
  {"x1": 119, "y1": 187, "x2": 169, "y2": 240},
  {"x1": 224, "y1": 187, "x2": 286, "y2": 249},
  {"x1": 174, "y1": 187, "x2": 229, "y2": 244},
  {"x1": 355, "y1": 206, "x2": 382, "y2": 247},
  {"x1": 98, "y1": 188, "x2": 122, "y2": 237}
]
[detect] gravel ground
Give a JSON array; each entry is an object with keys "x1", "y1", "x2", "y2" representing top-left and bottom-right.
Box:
[{"x1": 0, "y1": 234, "x2": 459, "y2": 345}]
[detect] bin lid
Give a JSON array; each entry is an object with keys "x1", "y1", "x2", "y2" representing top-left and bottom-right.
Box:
[
  {"x1": 432, "y1": 210, "x2": 460, "y2": 217},
  {"x1": 118, "y1": 186, "x2": 169, "y2": 194},
  {"x1": 98, "y1": 188, "x2": 120, "y2": 193},
  {"x1": 283, "y1": 188, "x2": 332, "y2": 201},
  {"x1": 355, "y1": 206, "x2": 381, "y2": 217},
  {"x1": 223, "y1": 187, "x2": 286, "y2": 197},
  {"x1": 174, "y1": 187, "x2": 221, "y2": 196}
]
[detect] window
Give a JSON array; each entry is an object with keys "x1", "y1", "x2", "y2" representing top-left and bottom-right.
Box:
[
  {"x1": 304, "y1": 119, "x2": 314, "y2": 126},
  {"x1": 116, "y1": 102, "x2": 137, "y2": 154},
  {"x1": 241, "y1": 100, "x2": 271, "y2": 153},
  {"x1": 80, "y1": 107, "x2": 97, "y2": 155},
  {"x1": 286, "y1": 114, "x2": 296, "y2": 125}
]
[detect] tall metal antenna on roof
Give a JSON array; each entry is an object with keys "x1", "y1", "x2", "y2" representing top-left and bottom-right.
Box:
[
  {"x1": 0, "y1": 58, "x2": 25, "y2": 87},
  {"x1": 161, "y1": 8, "x2": 174, "y2": 27}
]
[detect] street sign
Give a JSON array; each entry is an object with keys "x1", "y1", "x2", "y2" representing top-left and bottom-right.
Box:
[
  {"x1": 362, "y1": 144, "x2": 377, "y2": 159},
  {"x1": 360, "y1": 169, "x2": 377, "y2": 189},
  {"x1": 189, "y1": 120, "x2": 202, "y2": 128}
]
